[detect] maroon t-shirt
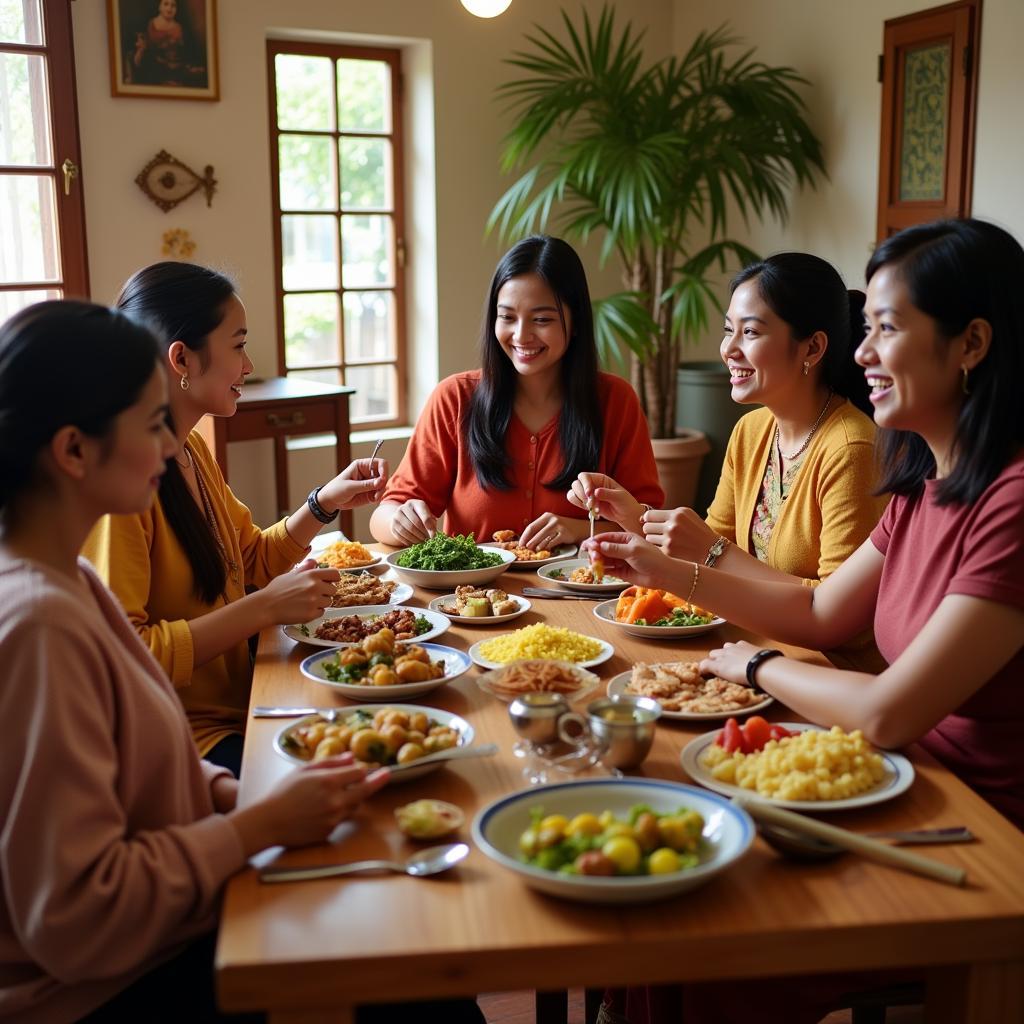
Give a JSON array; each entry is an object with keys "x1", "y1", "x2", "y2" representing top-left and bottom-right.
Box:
[{"x1": 870, "y1": 455, "x2": 1024, "y2": 829}]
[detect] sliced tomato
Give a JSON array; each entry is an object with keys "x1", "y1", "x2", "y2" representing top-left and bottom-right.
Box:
[
  {"x1": 719, "y1": 717, "x2": 744, "y2": 753},
  {"x1": 741, "y1": 715, "x2": 772, "y2": 752},
  {"x1": 768, "y1": 724, "x2": 796, "y2": 743}
]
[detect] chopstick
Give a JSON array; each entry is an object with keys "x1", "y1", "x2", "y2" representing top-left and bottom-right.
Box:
[{"x1": 734, "y1": 795, "x2": 968, "y2": 887}]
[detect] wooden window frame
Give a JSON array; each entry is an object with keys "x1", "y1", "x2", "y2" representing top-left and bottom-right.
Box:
[
  {"x1": 266, "y1": 39, "x2": 407, "y2": 429},
  {"x1": 876, "y1": 0, "x2": 982, "y2": 241},
  {"x1": 0, "y1": 0, "x2": 88, "y2": 302}
]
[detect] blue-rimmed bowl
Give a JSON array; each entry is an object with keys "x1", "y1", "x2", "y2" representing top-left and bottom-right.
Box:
[
  {"x1": 300, "y1": 642, "x2": 472, "y2": 701},
  {"x1": 471, "y1": 778, "x2": 754, "y2": 904}
]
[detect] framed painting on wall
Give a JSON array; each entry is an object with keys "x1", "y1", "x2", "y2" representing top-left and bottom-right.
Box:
[{"x1": 106, "y1": 0, "x2": 219, "y2": 100}]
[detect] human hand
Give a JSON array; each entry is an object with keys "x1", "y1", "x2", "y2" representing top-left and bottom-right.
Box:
[
  {"x1": 699, "y1": 640, "x2": 763, "y2": 687},
  {"x1": 641, "y1": 507, "x2": 717, "y2": 560},
  {"x1": 231, "y1": 754, "x2": 390, "y2": 854},
  {"x1": 210, "y1": 773, "x2": 239, "y2": 813},
  {"x1": 390, "y1": 499, "x2": 437, "y2": 546},
  {"x1": 520, "y1": 512, "x2": 572, "y2": 550},
  {"x1": 580, "y1": 532, "x2": 682, "y2": 591},
  {"x1": 316, "y1": 457, "x2": 389, "y2": 513},
  {"x1": 256, "y1": 558, "x2": 340, "y2": 626},
  {"x1": 566, "y1": 473, "x2": 645, "y2": 529}
]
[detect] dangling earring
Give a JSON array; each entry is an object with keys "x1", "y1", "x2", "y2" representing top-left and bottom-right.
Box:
[
  {"x1": 961, "y1": 365, "x2": 970, "y2": 395},
  {"x1": 179, "y1": 374, "x2": 190, "y2": 392},
  {"x1": 802, "y1": 361, "x2": 810, "y2": 376}
]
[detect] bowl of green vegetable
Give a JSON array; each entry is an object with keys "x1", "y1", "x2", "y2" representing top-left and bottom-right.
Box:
[{"x1": 385, "y1": 534, "x2": 516, "y2": 589}]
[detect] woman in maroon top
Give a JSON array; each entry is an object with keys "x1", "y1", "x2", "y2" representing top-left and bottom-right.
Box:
[{"x1": 587, "y1": 220, "x2": 1024, "y2": 1022}]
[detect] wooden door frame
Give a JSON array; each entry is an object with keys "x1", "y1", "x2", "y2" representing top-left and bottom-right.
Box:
[{"x1": 876, "y1": 0, "x2": 982, "y2": 242}]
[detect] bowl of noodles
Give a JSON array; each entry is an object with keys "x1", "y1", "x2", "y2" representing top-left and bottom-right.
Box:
[{"x1": 475, "y1": 660, "x2": 602, "y2": 704}]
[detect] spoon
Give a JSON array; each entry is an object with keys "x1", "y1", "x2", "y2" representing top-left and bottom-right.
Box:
[
  {"x1": 387, "y1": 742, "x2": 499, "y2": 774},
  {"x1": 260, "y1": 842, "x2": 469, "y2": 884}
]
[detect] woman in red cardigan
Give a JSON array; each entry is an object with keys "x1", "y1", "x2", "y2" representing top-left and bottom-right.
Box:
[{"x1": 370, "y1": 235, "x2": 663, "y2": 548}]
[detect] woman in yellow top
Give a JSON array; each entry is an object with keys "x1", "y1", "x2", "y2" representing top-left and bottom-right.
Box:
[
  {"x1": 571, "y1": 252, "x2": 887, "y2": 671},
  {"x1": 84, "y1": 262, "x2": 387, "y2": 775}
]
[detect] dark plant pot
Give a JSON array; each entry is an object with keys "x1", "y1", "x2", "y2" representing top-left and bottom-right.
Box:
[
  {"x1": 650, "y1": 429, "x2": 710, "y2": 510},
  {"x1": 676, "y1": 361, "x2": 749, "y2": 514}
]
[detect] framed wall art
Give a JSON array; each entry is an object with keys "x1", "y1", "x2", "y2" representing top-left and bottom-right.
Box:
[{"x1": 107, "y1": 0, "x2": 219, "y2": 100}]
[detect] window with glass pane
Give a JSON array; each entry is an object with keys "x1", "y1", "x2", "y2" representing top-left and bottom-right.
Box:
[
  {"x1": 0, "y1": 0, "x2": 88, "y2": 310},
  {"x1": 269, "y1": 41, "x2": 405, "y2": 427}
]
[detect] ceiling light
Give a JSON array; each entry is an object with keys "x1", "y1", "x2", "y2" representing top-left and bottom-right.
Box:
[{"x1": 461, "y1": 0, "x2": 512, "y2": 18}]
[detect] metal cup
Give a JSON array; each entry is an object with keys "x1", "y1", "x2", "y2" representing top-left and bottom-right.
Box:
[
  {"x1": 557, "y1": 694, "x2": 661, "y2": 769},
  {"x1": 507, "y1": 691, "x2": 571, "y2": 746}
]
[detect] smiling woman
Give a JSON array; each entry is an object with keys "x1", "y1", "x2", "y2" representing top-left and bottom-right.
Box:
[
  {"x1": 369, "y1": 235, "x2": 663, "y2": 549},
  {"x1": 82, "y1": 262, "x2": 389, "y2": 776}
]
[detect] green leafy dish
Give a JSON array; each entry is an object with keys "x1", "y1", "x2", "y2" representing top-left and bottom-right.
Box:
[{"x1": 396, "y1": 534, "x2": 504, "y2": 572}]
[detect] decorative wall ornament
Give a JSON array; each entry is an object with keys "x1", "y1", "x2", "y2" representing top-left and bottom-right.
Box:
[
  {"x1": 107, "y1": 0, "x2": 219, "y2": 101},
  {"x1": 162, "y1": 227, "x2": 196, "y2": 259},
  {"x1": 136, "y1": 149, "x2": 216, "y2": 212}
]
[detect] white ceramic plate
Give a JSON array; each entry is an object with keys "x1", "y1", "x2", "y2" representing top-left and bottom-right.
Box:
[
  {"x1": 472, "y1": 778, "x2": 754, "y2": 904},
  {"x1": 283, "y1": 605, "x2": 450, "y2": 649},
  {"x1": 606, "y1": 670, "x2": 775, "y2": 721},
  {"x1": 478, "y1": 542, "x2": 578, "y2": 571},
  {"x1": 310, "y1": 532, "x2": 386, "y2": 574},
  {"x1": 385, "y1": 547, "x2": 516, "y2": 590},
  {"x1": 475, "y1": 660, "x2": 602, "y2": 704},
  {"x1": 681, "y1": 723, "x2": 915, "y2": 811},
  {"x1": 299, "y1": 642, "x2": 472, "y2": 700},
  {"x1": 593, "y1": 598, "x2": 726, "y2": 639},
  {"x1": 329, "y1": 574, "x2": 414, "y2": 607},
  {"x1": 536, "y1": 558, "x2": 630, "y2": 594},
  {"x1": 428, "y1": 593, "x2": 531, "y2": 626},
  {"x1": 275, "y1": 704, "x2": 474, "y2": 783},
  {"x1": 467, "y1": 634, "x2": 614, "y2": 671}
]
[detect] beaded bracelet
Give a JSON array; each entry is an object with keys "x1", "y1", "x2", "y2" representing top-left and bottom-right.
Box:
[{"x1": 684, "y1": 561, "x2": 700, "y2": 605}]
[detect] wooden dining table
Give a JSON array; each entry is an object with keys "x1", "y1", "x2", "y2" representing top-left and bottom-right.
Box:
[{"x1": 216, "y1": 561, "x2": 1024, "y2": 1024}]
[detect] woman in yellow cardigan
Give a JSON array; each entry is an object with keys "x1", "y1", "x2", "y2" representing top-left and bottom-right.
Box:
[
  {"x1": 84, "y1": 263, "x2": 387, "y2": 775},
  {"x1": 571, "y1": 252, "x2": 887, "y2": 671}
]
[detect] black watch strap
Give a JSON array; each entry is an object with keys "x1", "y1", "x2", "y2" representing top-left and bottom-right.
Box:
[
  {"x1": 307, "y1": 487, "x2": 339, "y2": 525},
  {"x1": 745, "y1": 648, "x2": 783, "y2": 689}
]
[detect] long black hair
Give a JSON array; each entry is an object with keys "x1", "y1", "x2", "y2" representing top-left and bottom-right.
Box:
[
  {"x1": 731, "y1": 252, "x2": 871, "y2": 415},
  {"x1": 866, "y1": 218, "x2": 1024, "y2": 505},
  {"x1": 116, "y1": 261, "x2": 237, "y2": 602},
  {"x1": 0, "y1": 301, "x2": 159, "y2": 521},
  {"x1": 465, "y1": 235, "x2": 601, "y2": 491}
]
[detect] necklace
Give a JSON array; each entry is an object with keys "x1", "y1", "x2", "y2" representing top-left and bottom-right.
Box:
[
  {"x1": 182, "y1": 446, "x2": 241, "y2": 587},
  {"x1": 775, "y1": 390, "x2": 834, "y2": 462}
]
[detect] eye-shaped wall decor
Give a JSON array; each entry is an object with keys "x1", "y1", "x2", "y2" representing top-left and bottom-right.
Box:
[{"x1": 135, "y1": 149, "x2": 217, "y2": 212}]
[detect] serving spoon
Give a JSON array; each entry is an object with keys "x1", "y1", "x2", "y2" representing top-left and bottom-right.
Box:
[
  {"x1": 260, "y1": 842, "x2": 469, "y2": 883},
  {"x1": 758, "y1": 822, "x2": 974, "y2": 863}
]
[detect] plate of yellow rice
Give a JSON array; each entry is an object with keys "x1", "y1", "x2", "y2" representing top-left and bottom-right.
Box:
[{"x1": 468, "y1": 623, "x2": 614, "y2": 670}]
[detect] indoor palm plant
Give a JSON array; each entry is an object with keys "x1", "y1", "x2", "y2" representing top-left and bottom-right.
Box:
[{"x1": 488, "y1": 6, "x2": 826, "y2": 498}]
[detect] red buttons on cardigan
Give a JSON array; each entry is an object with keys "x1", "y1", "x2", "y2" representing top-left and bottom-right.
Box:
[{"x1": 530, "y1": 436, "x2": 537, "y2": 444}]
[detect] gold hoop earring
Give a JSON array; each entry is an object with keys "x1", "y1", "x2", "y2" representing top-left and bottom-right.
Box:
[
  {"x1": 961, "y1": 365, "x2": 970, "y2": 395},
  {"x1": 802, "y1": 361, "x2": 810, "y2": 376},
  {"x1": 179, "y1": 374, "x2": 190, "y2": 392}
]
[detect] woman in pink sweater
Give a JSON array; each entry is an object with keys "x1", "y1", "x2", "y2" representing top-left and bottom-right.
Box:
[{"x1": 0, "y1": 301, "x2": 392, "y2": 1022}]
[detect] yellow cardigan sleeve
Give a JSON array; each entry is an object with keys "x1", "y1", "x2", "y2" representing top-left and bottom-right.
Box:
[
  {"x1": 704, "y1": 422, "x2": 740, "y2": 543},
  {"x1": 813, "y1": 438, "x2": 889, "y2": 583},
  {"x1": 187, "y1": 432, "x2": 309, "y2": 588},
  {"x1": 82, "y1": 514, "x2": 195, "y2": 687}
]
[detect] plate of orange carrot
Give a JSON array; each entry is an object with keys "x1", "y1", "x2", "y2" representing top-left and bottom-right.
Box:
[{"x1": 593, "y1": 588, "x2": 725, "y2": 638}]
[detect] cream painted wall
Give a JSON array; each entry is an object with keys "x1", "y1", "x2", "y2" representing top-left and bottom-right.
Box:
[
  {"x1": 70, "y1": 0, "x2": 674, "y2": 533},
  {"x1": 671, "y1": 0, "x2": 1024, "y2": 359}
]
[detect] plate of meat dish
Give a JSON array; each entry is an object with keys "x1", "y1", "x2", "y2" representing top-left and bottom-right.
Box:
[
  {"x1": 283, "y1": 605, "x2": 449, "y2": 648},
  {"x1": 479, "y1": 530, "x2": 577, "y2": 570},
  {"x1": 607, "y1": 663, "x2": 774, "y2": 720},
  {"x1": 329, "y1": 572, "x2": 413, "y2": 608},
  {"x1": 428, "y1": 586, "x2": 531, "y2": 625}
]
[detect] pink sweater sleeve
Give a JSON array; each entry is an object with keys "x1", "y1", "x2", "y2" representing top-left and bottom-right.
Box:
[{"x1": 0, "y1": 623, "x2": 245, "y2": 983}]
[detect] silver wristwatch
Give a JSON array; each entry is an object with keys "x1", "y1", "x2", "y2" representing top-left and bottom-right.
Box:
[{"x1": 704, "y1": 536, "x2": 728, "y2": 568}]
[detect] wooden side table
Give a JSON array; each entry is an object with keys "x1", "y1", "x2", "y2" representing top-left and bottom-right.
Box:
[{"x1": 196, "y1": 377, "x2": 357, "y2": 537}]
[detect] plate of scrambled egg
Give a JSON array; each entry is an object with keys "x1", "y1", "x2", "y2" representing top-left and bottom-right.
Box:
[
  {"x1": 467, "y1": 622, "x2": 614, "y2": 670},
  {"x1": 681, "y1": 723, "x2": 914, "y2": 811}
]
